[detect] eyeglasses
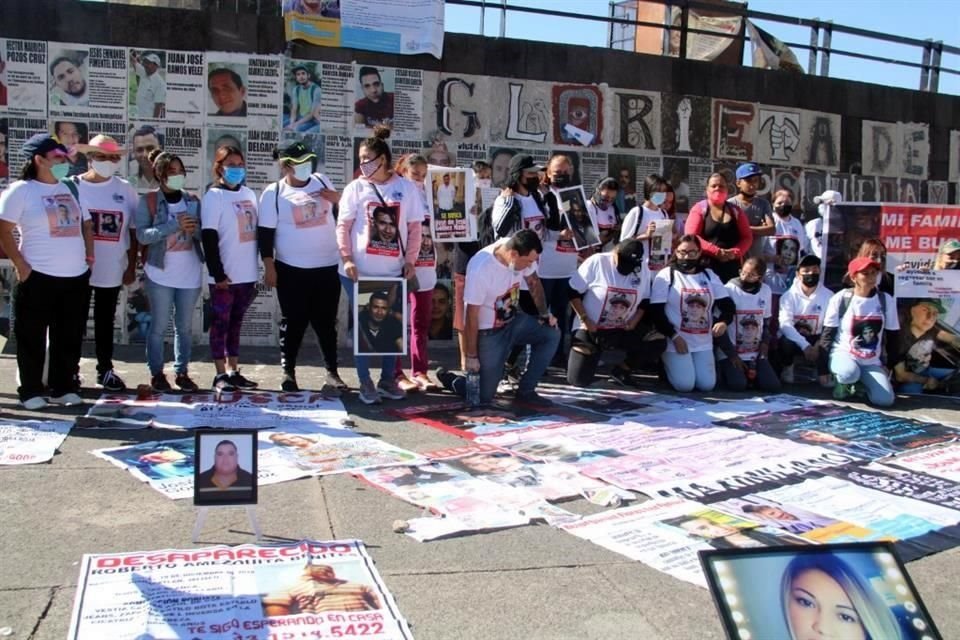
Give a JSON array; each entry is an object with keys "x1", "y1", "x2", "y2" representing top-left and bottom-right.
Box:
[{"x1": 676, "y1": 250, "x2": 699, "y2": 258}]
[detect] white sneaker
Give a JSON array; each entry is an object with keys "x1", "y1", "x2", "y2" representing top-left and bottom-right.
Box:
[
  {"x1": 780, "y1": 365, "x2": 795, "y2": 384},
  {"x1": 358, "y1": 380, "x2": 382, "y2": 405},
  {"x1": 21, "y1": 396, "x2": 48, "y2": 410},
  {"x1": 49, "y1": 392, "x2": 83, "y2": 406}
]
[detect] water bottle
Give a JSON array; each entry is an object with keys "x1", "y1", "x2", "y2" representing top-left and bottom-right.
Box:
[{"x1": 466, "y1": 371, "x2": 480, "y2": 407}]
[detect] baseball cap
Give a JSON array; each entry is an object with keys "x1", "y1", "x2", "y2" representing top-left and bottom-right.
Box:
[
  {"x1": 938, "y1": 238, "x2": 960, "y2": 254},
  {"x1": 22, "y1": 133, "x2": 69, "y2": 159},
  {"x1": 735, "y1": 162, "x2": 762, "y2": 181},
  {"x1": 143, "y1": 53, "x2": 162, "y2": 66},
  {"x1": 798, "y1": 254, "x2": 821, "y2": 268},
  {"x1": 508, "y1": 154, "x2": 545, "y2": 175},
  {"x1": 291, "y1": 64, "x2": 309, "y2": 74},
  {"x1": 278, "y1": 141, "x2": 316, "y2": 164},
  {"x1": 914, "y1": 299, "x2": 946, "y2": 314},
  {"x1": 76, "y1": 134, "x2": 125, "y2": 155},
  {"x1": 847, "y1": 256, "x2": 881, "y2": 278},
  {"x1": 814, "y1": 190, "x2": 843, "y2": 205}
]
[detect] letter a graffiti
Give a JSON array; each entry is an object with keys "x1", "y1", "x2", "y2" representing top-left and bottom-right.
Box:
[{"x1": 505, "y1": 82, "x2": 547, "y2": 143}]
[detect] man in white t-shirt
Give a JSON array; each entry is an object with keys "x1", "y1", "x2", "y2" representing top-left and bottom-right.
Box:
[
  {"x1": 776, "y1": 254, "x2": 833, "y2": 386},
  {"x1": 436, "y1": 173, "x2": 457, "y2": 211},
  {"x1": 437, "y1": 229, "x2": 559, "y2": 405},
  {"x1": 131, "y1": 51, "x2": 166, "y2": 119}
]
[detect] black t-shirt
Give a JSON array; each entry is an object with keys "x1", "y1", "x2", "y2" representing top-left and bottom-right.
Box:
[
  {"x1": 897, "y1": 326, "x2": 939, "y2": 373},
  {"x1": 357, "y1": 312, "x2": 403, "y2": 353},
  {"x1": 454, "y1": 241, "x2": 480, "y2": 275}
]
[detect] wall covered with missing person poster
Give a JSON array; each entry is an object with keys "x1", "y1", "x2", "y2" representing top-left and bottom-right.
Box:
[{"x1": 1, "y1": 23, "x2": 959, "y2": 345}]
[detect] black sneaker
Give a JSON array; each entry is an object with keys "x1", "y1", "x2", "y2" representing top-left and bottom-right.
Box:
[
  {"x1": 611, "y1": 367, "x2": 636, "y2": 387},
  {"x1": 227, "y1": 370, "x2": 258, "y2": 389},
  {"x1": 151, "y1": 373, "x2": 172, "y2": 392},
  {"x1": 174, "y1": 373, "x2": 199, "y2": 392},
  {"x1": 281, "y1": 372, "x2": 300, "y2": 392},
  {"x1": 325, "y1": 371, "x2": 348, "y2": 390},
  {"x1": 97, "y1": 369, "x2": 127, "y2": 392},
  {"x1": 514, "y1": 390, "x2": 550, "y2": 405},
  {"x1": 212, "y1": 373, "x2": 236, "y2": 393}
]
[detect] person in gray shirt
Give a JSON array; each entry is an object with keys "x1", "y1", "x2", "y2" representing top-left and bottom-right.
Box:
[{"x1": 728, "y1": 162, "x2": 774, "y2": 258}]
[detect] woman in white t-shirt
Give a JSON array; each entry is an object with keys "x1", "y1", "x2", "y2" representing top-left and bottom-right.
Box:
[
  {"x1": 135, "y1": 149, "x2": 204, "y2": 393},
  {"x1": 586, "y1": 177, "x2": 622, "y2": 252},
  {"x1": 0, "y1": 133, "x2": 93, "y2": 409},
  {"x1": 620, "y1": 173, "x2": 674, "y2": 273},
  {"x1": 820, "y1": 256, "x2": 900, "y2": 407},
  {"x1": 337, "y1": 126, "x2": 425, "y2": 405},
  {"x1": 716, "y1": 256, "x2": 781, "y2": 392},
  {"x1": 649, "y1": 234, "x2": 735, "y2": 393},
  {"x1": 259, "y1": 141, "x2": 345, "y2": 394},
  {"x1": 201, "y1": 145, "x2": 261, "y2": 394}
]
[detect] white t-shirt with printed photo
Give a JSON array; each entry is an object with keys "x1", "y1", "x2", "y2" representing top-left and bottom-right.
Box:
[
  {"x1": 824, "y1": 290, "x2": 899, "y2": 366},
  {"x1": 637, "y1": 206, "x2": 671, "y2": 272},
  {"x1": 338, "y1": 174, "x2": 426, "y2": 278},
  {"x1": 539, "y1": 189, "x2": 579, "y2": 279},
  {"x1": 724, "y1": 281, "x2": 773, "y2": 361},
  {"x1": 144, "y1": 198, "x2": 203, "y2": 289},
  {"x1": 463, "y1": 239, "x2": 538, "y2": 331},
  {"x1": 651, "y1": 267, "x2": 728, "y2": 353},
  {"x1": 414, "y1": 215, "x2": 439, "y2": 291},
  {"x1": 0, "y1": 180, "x2": 90, "y2": 277},
  {"x1": 258, "y1": 175, "x2": 338, "y2": 269},
  {"x1": 767, "y1": 215, "x2": 809, "y2": 257},
  {"x1": 568, "y1": 252, "x2": 650, "y2": 332},
  {"x1": 201, "y1": 185, "x2": 260, "y2": 285},
  {"x1": 77, "y1": 176, "x2": 138, "y2": 288},
  {"x1": 778, "y1": 283, "x2": 834, "y2": 350}
]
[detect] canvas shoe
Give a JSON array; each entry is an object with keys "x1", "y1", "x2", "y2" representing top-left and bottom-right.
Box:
[
  {"x1": 97, "y1": 369, "x2": 127, "y2": 392},
  {"x1": 780, "y1": 364, "x2": 795, "y2": 385},
  {"x1": 151, "y1": 373, "x2": 172, "y2": 392},
  {"x1": 21, "y1": 396, "x2": 48, "y2": 410},
  {"x1": 49, "y1": 392, "x2": 83, "y2": 407},
  {"x1": 281, "y1": 372, "x2": 300, "y2": 392},
  {"x1": 174, "y1": 373, "x2": 199, "y2": 392},
  {"x1": 377, "y1": 378, "x2": 407, "y2": 401},
  {"x1": 358, "y1": 379, "x2": 381, "y2": 405},
  {"x1": 515, "y1": 390, "x2": 549, "y2": 405},
  {"x1": 227, "y1": 370, "x2": 258, "y2": 389},
  {"x1": 325, "y1": 372, "x2": 348, "y2": 390},
  {"x1": 212, "y1": 373, "x2": 237, "y2": 393}
]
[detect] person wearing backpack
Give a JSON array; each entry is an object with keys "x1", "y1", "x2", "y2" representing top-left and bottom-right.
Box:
[
  {"x1": 684, "y1": 173, "x2": 753, "y2": 283},
  {"x1": 0, "y1": 133, "x2": 93, "y2": 409},
  {"x1": 620, "y1": 173, "x2": 675, "y2": 273},
  {"x1": 259, "y1": 141, "x2": 344, "y2": 394},
  {"x1": 819, "y1": 256, "x2": 899, "y2": 406},
  {"x1": 135, "y1": 149, "x2": 204, "y2": 393},
  {"x1": 73, "y1": 135, "x2": 140, "y2": 393}
]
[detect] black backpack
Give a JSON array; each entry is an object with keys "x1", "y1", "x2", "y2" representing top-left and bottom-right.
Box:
[{"x1": 477, "y1": 197, "x2": 521, "y2": 248}]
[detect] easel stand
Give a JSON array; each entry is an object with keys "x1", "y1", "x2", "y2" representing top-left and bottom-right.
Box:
[{"x1": 192, "y1": 505, "x2": 263, "y2": 543}]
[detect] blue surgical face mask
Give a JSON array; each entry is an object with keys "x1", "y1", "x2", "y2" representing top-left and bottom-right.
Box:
[
  {"x1": 651, "y1": 192, "x2": 667, "y2": 207},
  {"x1": 50, "y1": 162, "x2": 70, "y2": 181},
  {"x1": 223, "y1": 166, "x2": 246, "y2": 186}
]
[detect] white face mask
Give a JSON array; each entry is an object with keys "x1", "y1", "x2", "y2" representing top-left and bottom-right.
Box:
[
  {"x1": 476, "y1": 178, "x2": 492, "y2": 189},
  {"x1": 91, "y1": 160, "x2": 119, "y2": 179},
  {"x1": 359, "y1": 156, "x2": 381, "y2": 179},
  {"x1": 165, "y1": 174, "x2": 186, "y2": 191},
  {"x1": 292, "y1": 162, "x2": 313, "y2": 182}
]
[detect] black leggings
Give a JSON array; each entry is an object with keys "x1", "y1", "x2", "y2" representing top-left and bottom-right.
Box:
[
  {"x1": 566, "y1": 325, "x2": 666, "y2": 387},
  {"x1": 275, "y1": 262, "x2": 341, "y2": 374},
  {"x1": 86, "y1": 285, "x2": 122, "y2": 375}
]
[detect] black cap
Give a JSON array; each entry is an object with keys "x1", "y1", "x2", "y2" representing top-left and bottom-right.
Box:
[
  {"x1": 508, "y1": 154, "x2": 545, "y2": 175},
  {"x1": 22, "y1": 133, "x2": 70, "y2": 159},
  {"x1": 798, "y1": 254, "x2": 821, "y2": 268},
  {"x1": 277, "y1": 141, "x2": 316, "y2": 163}
]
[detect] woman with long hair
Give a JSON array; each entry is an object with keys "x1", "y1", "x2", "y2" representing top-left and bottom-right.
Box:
[{"x1": 201, "y1": 145, "x2": 261, "y2": 393}]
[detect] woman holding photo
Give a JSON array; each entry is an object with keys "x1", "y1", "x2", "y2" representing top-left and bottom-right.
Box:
[
  {"x1": 620, "y1": 173, "x2": 673, "y2": 273},
  {"x1": 201, "y1": 145, "x2": 261, "y2": 393},
  {"x1": 337, "y1": 127, "x2": 425, "y2": 405}
]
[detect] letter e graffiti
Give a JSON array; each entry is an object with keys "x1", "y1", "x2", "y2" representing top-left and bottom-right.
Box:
[
  {"x1": 903, "y1": 129, "x2": 926, "y2": 177},
  {"x1": 436, "y1": 78, "x2": 481, "y2": 138},
  {"x1": 615, "y1": 93, "x2": 654, "y2": 150},
  {"x1": 505, "y1": 83, "x2": 547, "y2": 143}
]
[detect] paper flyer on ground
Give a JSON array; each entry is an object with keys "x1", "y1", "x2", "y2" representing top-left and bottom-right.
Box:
[
  {"x1": 67, "y1": 539, "x2": 413, "y2": 640},
  {"x1": 0, "y1": 418, "x2": 72, "y2": 465}
]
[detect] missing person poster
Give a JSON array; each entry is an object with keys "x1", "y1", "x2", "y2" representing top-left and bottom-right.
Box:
[
  {"x1": 194, "y1": 429, "x2": 258, "y2": 506},
  {"x1": 354, "y1": 278, "x2": 406, "y2": 356},
  {"x1": 351, "y1": 64, "x2": 423, "y2": 137},
  {"x1": 0, "y1": 418, "x2": 72, "y2": 465},
  {"x1": 893, "y1": 270, "x2": 960, "y2": 394},
  {"x1": 47, "y1": 42, "x2": 127, "y2": 122},
  {"x1": 67, "y1": 539, "x2": 414, "y2": 640},
  {"x1": 2, "y1": 38, "x2": 48, "y2": 118},
  {"x1": 558, "y1": 185, "x2": 601, "y2": 250},
  {"x1": 127, "y1": 48, "x2": 205, "y2": 123},
  {"x1": 205, "y1": 52, "x2": 283, "y2": 127},
  {"x1": 426, "y1": 166, "x2": 475, "y2": 241}
]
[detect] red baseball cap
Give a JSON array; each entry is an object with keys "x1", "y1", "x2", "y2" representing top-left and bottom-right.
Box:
[{"x1": 847, "y1": 256, "x2": 881, "y2": 278}]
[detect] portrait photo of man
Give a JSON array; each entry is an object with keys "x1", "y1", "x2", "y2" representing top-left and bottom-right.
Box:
[
  {"x1": 194, "y1": 432, "x2": 257, "y2": 505},
  {"x1": 285, "y1": 63, "x2": 321, "y2": 133},
  {"x1": 355, "y1": 286, "x2": 405, "y2": 355},
  {"x1": 208, "y1": 66, "x2": 248, "y2": 117},
  {"x1": 128, "y1": 124, "x2": 163, "y2": 189},
  {"x1": 130, "y1": 50, "x2": 166, "y2": 119},
  {"x1": 49, "y1": 51, "x2": 88, "y2": 107},
  {"x1": 367, "y1": 204, "x2": 400, "y2": 255},
  {"x1": 353, "y1": 66, "x2": 394, "y2": 128}
]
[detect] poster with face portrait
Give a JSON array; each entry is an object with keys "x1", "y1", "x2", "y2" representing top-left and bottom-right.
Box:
[
  {"x1": 680, "y1": 287, "x2": 712, "y2": 334},
  {"x1": 47, "y1": 43, "x2": 128, "y2": 123},
  {"x1": 893, "y1": 270, "x2": 960, "y2": 394},
  {"x1": 127, "y1": 48, "x2": 205, "y2": 123},
  {"x1": 205, "y1": 52, "x2": 282, "y2": 129},
  {"x1": 354, "y1": 278, "x2": 406, "y2": 356},
  {"x1": 425, "y1": 166, "x2": 475, "y2": 241},
  {"x1": 558, "y1": 185, "x2": 600, "y2": 251},
  {"x1": 700, "y1": 543, "x2": 942, "y2": 640},
  {"x1": 2, "y1": 39, "x2": 48, "y2": 119},
  {"x1": 193, "y1": 429, "x2": 258, "y2": 506},
  {"x1": 733, "y1": 310, "x2": 763, "y2": 357},
  {"x1": 351, "y1": 64, "x2": 423, "y2": 137}
]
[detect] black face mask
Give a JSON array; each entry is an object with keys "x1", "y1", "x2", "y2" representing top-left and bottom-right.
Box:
[
  {"x1": 552, "y1": 174, "x2": 572, "y2": 189},
  {"x1": 676, "y1": 258, "x2": 699, "y2": 273},
  {"x1": 593, "y1": 194, "x2": 612, "y2": 210},
  {"x1": 617, "y1": 253, "x2": 643, "y2": 276},
  {"x1": 800, "y1": 273, "x2": 820, "y2": 287},
  {"x1": 523, "y1": 177, "x2": 541, "y2": 193},
  {"x1": 740, "y1": 279, "x2": 762, "y2": 294},
  {"x1": 775, "y1": 204, "x2": 793, "y2": 217}
]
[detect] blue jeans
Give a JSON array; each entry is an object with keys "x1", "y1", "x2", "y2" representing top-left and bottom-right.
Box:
[
  {"x1": 662, "y1": 349, "x2": 716, "y2": 392},
  {"x1": 898, "y1": 366, "x2": 953, "y2": 394},
  {"x1": 145, "y1": 278, "x2": 201, "y2": 376},
  {"x1": 830, "y1": 351, "x2": 895, "y2": 407},
  {"x1": 474, "y1": 313, "x2": 560, "y2": 404},
  {"x1": 340, "y1": 274, "x2": 397, "y2": 384}
]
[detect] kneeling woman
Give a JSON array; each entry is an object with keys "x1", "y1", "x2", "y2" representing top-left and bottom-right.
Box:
[
  {"x1": 649, "y1": 235, "x2": 734, "y2": 392},
  {"x1": 820, "y1": 256, "x2": 899, "y2": 407},
  {"x1": 716, "y1": 257, "x2": 781, "y2": 391},
  {"x1": 566, "y1": 239, "x2": 665, "y2": 387}
]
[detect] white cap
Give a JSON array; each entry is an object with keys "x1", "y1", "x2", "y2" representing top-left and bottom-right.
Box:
[
  {"x1": 813, "y1": 190, "x2": 843, "y2": 205},
  {"x1": 143, "y1": 53, "x2": 162, "y2": 66}
]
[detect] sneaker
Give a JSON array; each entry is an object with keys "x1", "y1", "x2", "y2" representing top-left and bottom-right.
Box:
[
  {"x1": 325, "y1": 372, "x2": 348, "y2": 390},
  {"x1": 377, "y1": 378, "x2": 407, "y2": 400},
  {"x1": 227, "y1": 370, "x2": 258, "y2": 389},
  {"x1": 515, "y1": 390, "x2": 549, "y2": 405},
  {"x1": 151, "y1": 373, "x2": 172, "y2": 392},
  {"x1": 780, "y1": 364, "x2": 795, "y2": 385},
  {"x1": 611, "y1": 367, "x2": 635, "y2": 387},
  {"x1": 832, "y1": 382, "x2": 854, "y2": 401},
  {"x1": 174, "y1": 373, "x2": 199, "y2": 392},
  {"x1": 497, "y1": 377, "x2": 517, "y2": 395},
  {"x1": 21, "y1": 396, "x2": 48, "y2": 410},
  {"x1": 396, "y1": 374, "x2": 420, "y2": 393},
  {"x1": 358, "y1": 379, "x2": 381, "y2": 405},
  {"x1": 72, "y1": 373, "x2": 83, "y2": 393},
  {"x1": 436, "y1": 367, "x2": 457, "y2": 391},
  {"x1": 213, "y1": 373, "x2": 237, "y2": 393},
  {"x1": 281, "y1": 372, "x2": 300, "y2": 392},
  {"x1": 49, "y1": 392, "x2": 83, "y2": 407},
  {"x1": 97, "y1": 369, "x2": 127, "y2": 392}
]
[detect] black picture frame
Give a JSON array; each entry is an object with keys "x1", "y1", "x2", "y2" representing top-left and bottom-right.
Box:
[
  {"x1": 699, "y1": 541, "x2": 941, "y2": 640},
  {"x1": 193, "y1": 429, "x2": 258, "y2": 506}
]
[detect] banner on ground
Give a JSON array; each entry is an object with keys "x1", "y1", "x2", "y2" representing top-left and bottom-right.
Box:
[
  {"x1": 67, "y1": 539, "x2": 413, "y2": 640},
  {"x1": 0, "y1": 418, "x2": 72, "y2": 464},
  {"x1": 283, "y1": 0, "x2": 444, "y2": 59}
]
